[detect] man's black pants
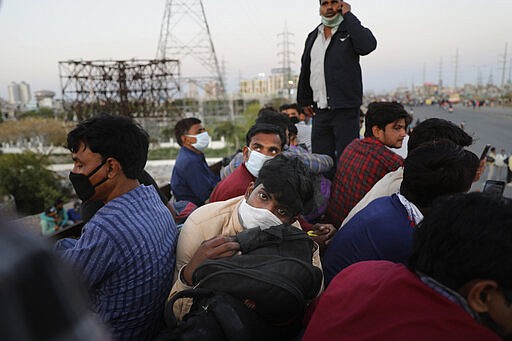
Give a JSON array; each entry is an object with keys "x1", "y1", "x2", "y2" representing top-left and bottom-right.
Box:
[{"x1": 312, "y1": 107, "x2": 360, "y2": 172}]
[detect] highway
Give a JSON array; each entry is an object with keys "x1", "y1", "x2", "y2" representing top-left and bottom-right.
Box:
[{"x1": 406, "y1": 104, "x2": 512, "y2": 197}]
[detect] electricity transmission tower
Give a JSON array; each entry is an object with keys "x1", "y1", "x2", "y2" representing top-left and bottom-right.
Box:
[
  {"x1": 277, "y1": 22, "x2": 295, "y2": 99},
  {"x1": 156, "y1": 0, "x2": 228, "y2": 117}
]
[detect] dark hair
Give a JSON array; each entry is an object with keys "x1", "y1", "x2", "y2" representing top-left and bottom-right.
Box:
[
  {"x1": 400, "y1": 139, "x2": 479, "y2": 208},
  {"x1": 255, "y1": 110, "x2": 291, "y2": 143},
  {"x1": 245, "y1": 123, "x2": 286, "y2": 149},
  {"x1": 67, "y1": 113, "x2": 149, "y2": 179},
  {"x1": 279, "y1": 103, "x2": 299, "y2": 112},
  {"x1": 174, "y1": 117, "x2": 201, "y2": 147},
  {"x1": 364, "y1": 102, "x2": 411, "y2": 138},
  {"x1": 254, "y1": 154, "x2": 314, "y2": 216},
  {"x1": 408, "y1": 118, "x2": 473, "y2": 151},
  {"x1": 408, "y1": 192, "x2": 512, "y2": 292},
  {"x1": 279, "y1": 104, "x2": 290, "y2": 112}
]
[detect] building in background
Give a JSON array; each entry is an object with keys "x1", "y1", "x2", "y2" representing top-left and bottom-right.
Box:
[{"x1": 7, "y1": 81, "x2": 31, "y2": 106}]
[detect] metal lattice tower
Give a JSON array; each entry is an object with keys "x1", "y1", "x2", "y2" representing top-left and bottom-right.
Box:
[
  {"x1": 277, "y1": 22, "x2": 295, "y2": 99},
  {"x1": 156, "y1": 0, "x2": 226, "y2": 106},
  {"x1": 59, "y1": 59, "x2": 180, "y2": 119}
]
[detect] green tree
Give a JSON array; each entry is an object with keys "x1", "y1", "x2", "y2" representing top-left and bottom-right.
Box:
[
  {"x1": 212, "y1": 120, "x2": 245, "y2": 153},
  {"x1": 0, "y1": 152, "x2": 67, "y2": 215}
]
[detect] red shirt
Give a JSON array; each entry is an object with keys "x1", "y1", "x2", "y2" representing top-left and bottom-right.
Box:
[
  {"x1": 325, "y1": 137, "x2": 403, "y2": 227},
  {"x1": 209, "y1": 163, "x2": 255, "y2": 203},
  {"x1": 303, "y1": 261, "x2": 500, "y2": 341}
]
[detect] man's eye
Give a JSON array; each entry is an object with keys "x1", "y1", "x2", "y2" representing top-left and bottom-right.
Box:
[
  {"x1": 277, "y1": 208, "x2": 288, "y2": 217},
  {"x1": 258, "y1": 192, "x2": 268, "y2": 200}
]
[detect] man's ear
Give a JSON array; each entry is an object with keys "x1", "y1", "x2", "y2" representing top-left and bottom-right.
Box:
[
  {"x1": 242, "y1": 146, "x2": 250, "y2": 163},
  {"x1": 105, "y1": 158, "x2": 120, "y2": 178},
  {"x1": 464, "y1": 280, "x2": 499, "y2": 313},
  {"x1": 371, "y1": 125, "x2": 383, "y2": 139},
  {"x1": 244, "y1": 182, "x2": 255, "y2": 199}
]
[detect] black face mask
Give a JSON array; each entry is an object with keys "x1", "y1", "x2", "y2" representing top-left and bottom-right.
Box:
[
  {"x1": 289, "y1": 116, "x2": 300, "y2": 124},
  {"x1": 69, "y1": 160, "x2": 109, "y2": 202}
]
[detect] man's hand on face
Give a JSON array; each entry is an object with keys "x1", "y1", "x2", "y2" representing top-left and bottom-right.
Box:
[
  {"x1": 303, "y1": 106, "x2": 316, "y2": 117},
  {"x1": 183, "y1": 236, "x2": 241, "y2": 286},
  {"x1": 340, "y1": 1, "x2": 351, "y2": 15}
]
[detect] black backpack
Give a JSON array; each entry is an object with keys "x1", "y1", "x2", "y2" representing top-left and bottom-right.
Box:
[
  {"x1": 161, "y1": 224, "x2": 322, "y2": 340},
  {"x1": 193, "y1": 225, "x2": 322, "y2": 325}
]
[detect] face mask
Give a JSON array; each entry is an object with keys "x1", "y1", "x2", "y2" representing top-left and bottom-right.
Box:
[
  {"x1": 238, "y1": 199, "x2": 283, "y2": 230},
  {"x1": 245, "y1": 148, "x2": 274, "y2": 178},
  {"x1": 68, "y1": 160, "x2": 109, "y2": 202},
  {"x1": 187, "y1": 131, "x2": 210, "y2": 151},
  {"x1": 321, "y1": 13, "x2": 343, "y2": 27},
  {"x1": 289, "y1": 116, "x2": 300, "y2": 124}
]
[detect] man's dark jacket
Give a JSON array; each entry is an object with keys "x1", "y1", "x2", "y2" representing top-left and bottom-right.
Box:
[{"x1": 297, "y1": 12, "x2": 377, "y2": 110}]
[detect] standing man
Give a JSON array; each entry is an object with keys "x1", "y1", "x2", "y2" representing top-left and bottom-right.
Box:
[
  {"x1": 297, "y1": 0, "x2": 376, "y2": 168},
  {"x1": 56, "y1": 114, "x2": 178, "y2": 340}
]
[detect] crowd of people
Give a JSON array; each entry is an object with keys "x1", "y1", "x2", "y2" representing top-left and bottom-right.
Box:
[{"x1": 3, "y1": 1, "x2": 511, "y2": 340}]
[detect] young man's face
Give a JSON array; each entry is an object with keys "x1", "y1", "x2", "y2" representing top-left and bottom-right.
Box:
[
  {"x1": 71, "y1": 142, "x2": 110, "y2": 202},
  {"x1": 374, "y1": 118, "x2": 407, "y2": 148},
  {"x1": 243, "y1": 132, "x2": 282, "y2": 162},
  {"x1": 245, "y1": 184, "x2": 296, "y2": 224},
  {"x1": 183, "y1": 123, "x2": 205, "y2": 146},
  {"x1": 319, "y1": 0, "x2": 341, "y2": 18},
  {"x1": 282, "y1": 108, "x2": 300, "y2": 120}
]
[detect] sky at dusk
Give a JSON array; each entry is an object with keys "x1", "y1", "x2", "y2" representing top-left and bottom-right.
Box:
[{"x1": 0, "y1": 0, "x2": 511, "y2": 99}]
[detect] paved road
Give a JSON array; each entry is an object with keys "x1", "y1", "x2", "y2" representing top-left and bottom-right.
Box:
[{"x1": 407, "y1": 104, "x2": 512, "y2": 197}]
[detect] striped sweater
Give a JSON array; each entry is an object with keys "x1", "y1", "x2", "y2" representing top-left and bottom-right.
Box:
[{"x1": 57, "y1": 185, "x2": 178, "y2": 340}]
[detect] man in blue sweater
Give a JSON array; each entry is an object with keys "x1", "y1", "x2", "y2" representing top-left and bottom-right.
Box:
[
  {"x1": 323, "y1": 140, "x2": 479, "y2": 286},
  {"x1": 56, "y1": 114, "x2": 178, "y2": 340}
]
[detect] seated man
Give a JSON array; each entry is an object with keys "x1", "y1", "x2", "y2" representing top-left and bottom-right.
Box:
[
  {"x1": 54, "y1": 198, "x2": 71, "y2": 228},
  {"x1": 304, "y1": 192, "x2": 512, "y2": 340},
  {"x1": 323, "y1": 140, "x2": 479, "y2": 285},
  {"x1": 280, "y1": 103, "x2": 312, "y2": 151},
  {"x1": 67, "y1": 201, "x2": 82, "y2": 224},
  {"x1": 209, "y1": 123, "x2": 285, "y2": 202},
  {"x1": 171, "y1": 117, "x2": 219, "y2": 206},
  {"x1": 169, "y1": 155, "x2": 323, "y2": 319},
  {"x1": 342, "y1": 117, "x2": 475, "y2": 226},
  {"x1": 55, "y1": 114, "x2": 178, "y2": 340},
  {"x1": 325, "y1": 101, "x2": 411, "y2": 228},
  {"x1": 40, "y1": 206, "x2": 59, "y2": 235},
  {"x1": 221, "y1": 110, "x2": 332, "y2": 179}
]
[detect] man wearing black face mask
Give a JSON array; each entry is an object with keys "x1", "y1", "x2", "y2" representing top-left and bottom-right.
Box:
[
  {"x1": 280, "y1": 103, "x2": 312, "y2": 151},
  {"x1": 55, "y1": 114, "x2": 179, "y2": 340},
  {"x1": 304, "y1": 192, "x2": 512, "y2": 340}
]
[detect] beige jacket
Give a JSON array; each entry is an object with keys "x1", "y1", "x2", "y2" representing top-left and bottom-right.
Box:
[
  {"x1": 168, "y1": 195, "x2": 323, "y2": 319},
  {"x1": 342, "y1": 167, "x2": 404, "y2": 228}
]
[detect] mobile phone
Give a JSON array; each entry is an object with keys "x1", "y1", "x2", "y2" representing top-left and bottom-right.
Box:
[
  {"x1": 483, "y1": 180, "x2": 505, "y2": 198},
  {"x1": 480, "y1": 144, "x2": 491, "y2": 161}
]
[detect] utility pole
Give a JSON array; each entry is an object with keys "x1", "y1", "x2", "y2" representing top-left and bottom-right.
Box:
[
  {"x1": 499, "y1": 43, "x2": 508, "y2": 88},
  {"x1": 453, "y1": 48, "x2": 459, "y2": 89},
  {"x1": 438, "y1": 57, "x2": 443, "y2": 95},
  {"x1": 277, "y1": 22, "x2": 295, "y2": 100}
]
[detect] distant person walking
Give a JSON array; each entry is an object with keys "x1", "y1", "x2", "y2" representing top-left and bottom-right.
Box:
[
  {"x1": 297, "y1": 0, "x2": 376, "y2": 171},
  {"x1": 495, "y1": 149, "x2": 508, "y2": 181}
]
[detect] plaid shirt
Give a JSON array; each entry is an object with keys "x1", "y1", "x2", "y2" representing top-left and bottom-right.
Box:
[{"x1": 325, "y1": 137, "x2": 403, "y2": 227}]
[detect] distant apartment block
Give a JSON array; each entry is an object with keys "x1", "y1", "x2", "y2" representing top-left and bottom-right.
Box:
[
  {"x1": 239, "y1": 68, "x2": 298, "y2": 99},
  {"x1": 7, "y1": 81, "x2": 31, "y2": 105}
]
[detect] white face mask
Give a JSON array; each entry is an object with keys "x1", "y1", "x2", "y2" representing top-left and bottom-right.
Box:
[
  {"x1": 187, "y1": 131, "x2": 210, "y2": 151},
  {"x1": 238, "y1": 199, "x2": 283, "y2": 230},
  {"x1": 245, "y1": 148, "x2": 274, "y2": 177}
]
